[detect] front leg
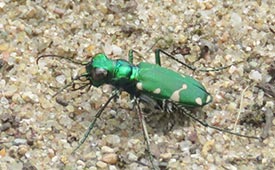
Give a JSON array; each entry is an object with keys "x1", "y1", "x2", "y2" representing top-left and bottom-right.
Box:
[{"x1": 72, "y1": 90, "x2": 119, "y2": 153}]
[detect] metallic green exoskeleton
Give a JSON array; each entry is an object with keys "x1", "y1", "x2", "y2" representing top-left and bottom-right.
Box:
[{"x1": 85, "y1": 51, "x2": 212, "y2": 108}]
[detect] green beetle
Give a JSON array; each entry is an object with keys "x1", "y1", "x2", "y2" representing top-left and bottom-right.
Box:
[{"x1": 85, "y1": 50, "x2": 212, "y2": 108}]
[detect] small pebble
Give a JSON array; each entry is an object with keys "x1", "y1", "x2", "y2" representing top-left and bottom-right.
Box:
[
  {"x1": 109, "y1": 165, "x2": 118, "y2": 170},
  {"x1": 0, "y1": 122, "x2": 11, "y2": 131},
  {"x1": 7, "y1": 161, "x2": 23, "y2": 170},
  {"x1": 101, "y1": 153, "x2": 118, "y2": 164},
  {"x1": 60, "y1": 156, "x2": 69, "y2": 164},
  {"x1": 13, "y1": 138, "x2": 27, "y2": 145},
  {"x1": 22, "y1": 162, "x2": 38, "y2": 170},
  {"x1": 66, "y1": 105, "x2": 75, "y2": 112},
  {"x1": 172, "y1": 129, "x2": 185, "y2": 141},
  {"x1": 230, "y1": 12, "x2": 242, "y2": 28},
  {"x1": 47, "y1": 149, "x2": 55, "y2": 158},
  {"x1": 55, "y1": 97, "x2": 69, "y2": 107},
  {"x1": 192, "y1": 34, "x2": 200, "y2": 42},
  {"x1": 0, "y1": 43, "x2": 9, "y2": 51},
  {"x1": 0, "y1": 148, "x2": 6, "y2": 157},
  {"x1": 58, "y1": 115, "x2": 72, "y2": 127},
  {"x1": 83, "y1": 151, "x2": 97, "y2": 160},
  {"x1": 160, "y1": 152, "x2": 172, "y2": 160},
  {"x1": 0, "y1": 2, "x2": 6, "y2": 8},
  {"x1": 179, "y1": 141, "x2": 192, "y2": 152},
  {"x1": 111, "y1": 45, "x2": 122, "y2": 56},
  {"x1": 8, "y1": 146, "x2": 18, "y2": 158},
  {"x1": 3, "y1": 84, "x2": 17, "y2": 97},
  {"x1": 0, "y1": 112, "x2": 12, "y2": 122},
  {"x1": 21, "y1": 91, "x2": 39, "y2": 103},
  {"x1": 249, "y1": 70, "x2": 262, "y2": 82},
  {"x1": 202, "y1": 140, "x2": 215, "y2": 157},
  {"x1": 0, "y1": 97, "x2": 9, "y2": 109},
  {"x1": 56, "y1": 75, "x2": 66, "y2": 84},
  {"x1": 104, "y1": 135, "x2": 121, "y2": 147},
  {"x1": 168, "y1": 159, "x2": 181, "y2": 169},
  {"x1": 96, "y1": 161, "x2": 108, "y2": 168},
  {"x1": 127, "y1": 139, "x2": 141, "y2": 148},
  {"x1": 18, "y1": 145, "x2": 28, "y2": 156},
  {"x1": 76, "y1": 160, "x2": 86, "y2": 166},
  {"x1": 127, "y1": 152, "x2": 138, "y2": 161},
  {"x1": 101, "y1": 146, "x2": 114, "y2": 153}
]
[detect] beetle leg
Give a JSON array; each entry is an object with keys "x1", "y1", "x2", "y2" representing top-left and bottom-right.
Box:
[
  {"x1": 178, "y1": 106, "x2": 260, "y2": 140},
  {"x1": 128, "y1": 49, "x2": 147, "y2": 64},
  {"x1": 72, "y1": 90, "x2": 119, "y2": 154},
  {"x1": 135, "y1": 98, "x2": 158, "y2": 170},
  {"x1": 128, "y1": 49, "x2": 134, "y2": 64}
]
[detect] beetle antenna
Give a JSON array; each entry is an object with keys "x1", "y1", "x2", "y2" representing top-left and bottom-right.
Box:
[
  {"x1": 156, "y1": 49, "x2": 243, "y2": 72},
  {"x1": 36, "y1": 54, "x2": 88, "y2": 65}
]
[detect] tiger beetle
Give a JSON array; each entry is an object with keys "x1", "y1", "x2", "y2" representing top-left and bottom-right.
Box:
[{"x1": 37, "y1": 49, "x2": 260, "y2": 169}]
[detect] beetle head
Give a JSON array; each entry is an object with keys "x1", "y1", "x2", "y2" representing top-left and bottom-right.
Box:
[{"x1": 84, "y1": 53, "x2": 114, "y2": 87}]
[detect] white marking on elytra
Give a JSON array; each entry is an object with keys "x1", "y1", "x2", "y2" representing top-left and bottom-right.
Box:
[
  {"x1": 153, "y1": 88, "x2": 161, "y2": 94},
  {"x1": 136, "y1": 82, "x2": 143, "y2": 90},
  {"x1": 170, "y1": 90, "x2": 180, "y2": 102},
  {"x1": 182, "y1": 84, "x2": 187, "y2": 90},
  {"x1": 170, "y1": 83, "x2": 188, "y2": 102},
  {"x1": 206, "y1": 95, "x2": 212, "y2": 103},
  {"x1": 195, "y1": 97, "x2": 203, "y2": 105}
]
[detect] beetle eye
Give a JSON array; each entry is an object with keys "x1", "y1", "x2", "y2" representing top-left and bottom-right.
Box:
[{"x1": 91, "y1": 68, "x2": 108, "y2": 81}]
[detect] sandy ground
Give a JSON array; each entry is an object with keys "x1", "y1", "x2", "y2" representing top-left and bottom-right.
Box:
[{"x1": 0, "y1": 1, "x2": 275, "y2": 170}]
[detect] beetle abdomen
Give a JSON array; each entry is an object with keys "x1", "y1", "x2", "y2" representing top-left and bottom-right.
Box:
[{"x1": 136, "y1": 62, "x2": 212, "y2": 107}]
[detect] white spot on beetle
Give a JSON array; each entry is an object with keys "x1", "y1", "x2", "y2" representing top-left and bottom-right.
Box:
[
  {"x1": 195, "y1": 97, "x2": 203, "y2": 105},
  {"x1": 170, "y1": 90, "x2": 180, "y2": 102},
  {"x1": 182, "y1": 84, "x2": 187, "y2": 90},
  {"x1": 153, "y1": 88, "x2": 161, "y2": 94},
  {"x1": 136, "y1": 82, "x2": 143, "y2": 90},
  {"x1": 206, "y1": 95, "x2": 212, "y2": 103},
  {"x1": 170, "y1": 84, "x2": 188, "y2": 102}
]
